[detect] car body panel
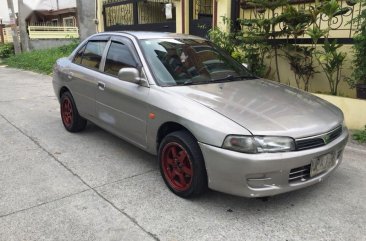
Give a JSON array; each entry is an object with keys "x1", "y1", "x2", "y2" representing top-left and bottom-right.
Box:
[
  {"x1": 145, "y1": 85, "x2": 252, "y2": 153},
  {"x1": 199, "y1": 128, "x2": 348, "y2": 197},
  {"x1": 95, "y1": 74, "x2": 150, "y2": 148},
  {"x1": 167, "y1": 79, "x2": 343, "y2": 138}
]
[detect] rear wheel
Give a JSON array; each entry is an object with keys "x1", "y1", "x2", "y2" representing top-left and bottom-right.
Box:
[
  {"x1": 60, "y1": 91, "x2": 87, "y2": 132},
  {"x1": 158, "y1": 131, "x2": 207, "y2": 198}
]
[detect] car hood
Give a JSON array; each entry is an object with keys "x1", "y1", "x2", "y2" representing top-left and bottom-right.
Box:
[{"x1": 168, "y1": 79, "x2": 343, "y2": 138}]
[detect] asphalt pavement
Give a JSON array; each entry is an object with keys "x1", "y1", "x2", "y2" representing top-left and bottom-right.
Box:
[{"x1": 0, "y1": 67, "x2": 365, "y2": 241}]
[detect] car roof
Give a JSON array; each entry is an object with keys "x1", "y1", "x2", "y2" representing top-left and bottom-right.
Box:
[{"x1": 96, "y1": 31, "x2": 205, "y2": 40}]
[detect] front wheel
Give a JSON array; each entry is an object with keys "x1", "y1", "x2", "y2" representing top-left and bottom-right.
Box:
[
  {"x1": 158, "y1": 131, "x2": 207, "y2": 198},
  {"x1": 60, "y1": 91, "x2": 87, "y2": 132}
]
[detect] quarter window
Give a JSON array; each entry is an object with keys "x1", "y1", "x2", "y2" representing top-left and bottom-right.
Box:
[
  {"x1": 73, "y1": 45, "x2": 86, "y2": 65},
  {"x1": 104, "y1": 41, "x2": 137, "y2": 76},
  {"x1": 80, "y1": 41, "x2": 107, "y2": 70}
]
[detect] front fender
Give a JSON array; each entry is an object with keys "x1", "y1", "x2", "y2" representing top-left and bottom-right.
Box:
[{"x1": 145, "y1": 86, "x2": 251, "y2": 154}]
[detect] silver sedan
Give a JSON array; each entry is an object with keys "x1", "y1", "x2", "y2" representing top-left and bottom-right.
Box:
[{"x1": 52, "y1": 32, "x2": 348, "y2": 198}]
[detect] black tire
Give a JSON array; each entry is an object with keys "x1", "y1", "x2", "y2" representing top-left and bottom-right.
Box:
[
  {"x1": 158, "y1": 130, "x2": 208, "y2": 198},
  {"x1": 60, "y1": 91, "x2": 87, "y2": 132}
]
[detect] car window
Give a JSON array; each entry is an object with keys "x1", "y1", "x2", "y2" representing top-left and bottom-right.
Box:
[
  {"x1": 80, "y1": 41, "x2": 107, "y2": 70},
  {"x1": 73, "y1": 45, "x2": 86, "y2": 65},
  {"x1": 104, "y1": 41, "x2": 137, "y2": 76},
  {"x1": 140, "y1": 38, "x2": 254, "y2": 86}
]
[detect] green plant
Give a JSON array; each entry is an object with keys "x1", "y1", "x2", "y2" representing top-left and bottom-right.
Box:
[
  {"x1": 4, "y1": 42, "x2": 78, "y2": 74},
  {"x1": 353, "y1": 125, "x2": 366, "y2": 143},
  {"x1": 236, "y1": 17, "x2": 272, "y2": 77},
  {"x1": 243, "y1": 0, "x2": 288, "y2": 82},
  {"x1": 317, "y1": 40, "x2": 347, "y2": 95},
  {"x1": 208, "y1": 26, "x2": 236, "y2": 54},
  {"x1": 284, "y1": 45, "x2": 317, "y2": 91},
  {"x1": 308, "y1": 0, "x2": 349, "y2": 96},
  {"x1": 348, "y1": 0, "x2": 366, "y2": 87},
  {"x1": 0, "y1": 43, "x2": 14, "y2": 58},
  {"x1": 209, "y1": 18, "x2": 267, "y2": 77},
  {"x1": 280, "y1": 5, "x2": 313, "y2": 38},
  {"x1": 280, "y1": 5, "x2": 317, "y2": 91}
]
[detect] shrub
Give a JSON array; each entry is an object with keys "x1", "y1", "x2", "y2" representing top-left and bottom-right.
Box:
[
  {"x1": 353, "y1": 126, "x2": 366, "y2": 143},
  {"x1": 0, "y1": 43, "x2": 14, "y2": 58}
]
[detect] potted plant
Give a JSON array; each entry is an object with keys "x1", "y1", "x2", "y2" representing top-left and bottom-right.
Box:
[{"x1": 351, "y1": 0, "x2": 366, "y2": 99}]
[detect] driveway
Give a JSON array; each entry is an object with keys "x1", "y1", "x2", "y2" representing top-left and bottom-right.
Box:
[{"x1": 0, "y1": 67, "x2": 365, "y2": 241}]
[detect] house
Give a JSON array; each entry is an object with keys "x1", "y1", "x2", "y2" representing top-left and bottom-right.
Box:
[
  {"x1": 23, "y1": 0, "x2": 79, "y2": 40},
  {"x1": 75, "y1": 0, "x2": 361, "y2": 41},
  {"x1": 26, "y1": 7, "x2": 77, "y2": 27}
]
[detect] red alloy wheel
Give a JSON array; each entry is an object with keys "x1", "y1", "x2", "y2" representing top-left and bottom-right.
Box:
[
  {"x1": 161, "y1": 142, "x2": 193, "y2": 191},
  {"x1": 61, "y1": 97, "x2": 73, "y2": 128}
]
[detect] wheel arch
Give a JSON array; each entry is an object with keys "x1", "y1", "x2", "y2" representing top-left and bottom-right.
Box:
[
  {"x1": 59, "y1": 86, "x2": 71, "y2": 99},
  {"x1": 156, "y1": 122, "x2": 197, "y2": 153}
]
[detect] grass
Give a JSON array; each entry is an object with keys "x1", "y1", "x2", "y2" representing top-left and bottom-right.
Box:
[
  {"x1": 353, "y1": 125, "x2": 366, "y2": 143},
  {"x1": 3, "y1": 42, "x2": 78, "y2": 75}
]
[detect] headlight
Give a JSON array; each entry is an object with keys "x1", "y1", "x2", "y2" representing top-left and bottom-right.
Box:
[{"x1": 222, "y1": 135, "x2": 295, "y2": 154}]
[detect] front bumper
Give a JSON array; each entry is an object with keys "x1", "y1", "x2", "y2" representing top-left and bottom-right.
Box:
[{"x1": 199, "y1": 129, "x2": 349, "y2": 198}]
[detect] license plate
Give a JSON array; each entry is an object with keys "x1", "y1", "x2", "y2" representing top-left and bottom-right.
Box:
[{"x1": 310, "y1": 152, "x2": 336, "y2": 177}]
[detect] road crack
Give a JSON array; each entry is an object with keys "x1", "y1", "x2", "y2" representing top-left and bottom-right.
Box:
[{"x1": 0, "y1": 113, "x2": 160, "y2": 241}]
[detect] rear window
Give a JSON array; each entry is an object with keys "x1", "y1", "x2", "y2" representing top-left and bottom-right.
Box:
[{"x1": 76, "y1": 41, "x2": 107, "y2": 70}]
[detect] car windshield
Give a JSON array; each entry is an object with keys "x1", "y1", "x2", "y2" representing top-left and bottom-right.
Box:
[{"x1": 140, "y1": 38, "x2": 255, "y2": 86}]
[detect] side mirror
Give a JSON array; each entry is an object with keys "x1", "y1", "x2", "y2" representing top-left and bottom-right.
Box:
[
  {"x1": 117, "y1": 67, "x2": 148, "y2": 86},
  {"x1": 242, "y1": 63, "x2": 248, "y2": 68}
]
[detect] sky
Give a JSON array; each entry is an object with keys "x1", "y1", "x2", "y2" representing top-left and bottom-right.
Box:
[
  {"x1": 0, "y1": 0, "x2": 76, "y2": 23},
  {"x1": 0, "y1": 0, "x2": 18, "y2": 23}
]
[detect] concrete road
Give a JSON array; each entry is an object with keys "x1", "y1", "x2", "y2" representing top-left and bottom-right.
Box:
[{"x1": 0, "y1": 67, "x2": 365, "y2": 241}]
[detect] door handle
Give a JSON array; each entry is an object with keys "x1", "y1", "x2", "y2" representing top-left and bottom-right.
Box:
[{"x1": 98, "y1": 81, "x2": 106, "y2": 90}]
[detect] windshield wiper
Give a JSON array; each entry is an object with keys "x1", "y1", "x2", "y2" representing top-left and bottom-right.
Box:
[
  {"x1": 211, "y1": 75, "x2": 257, "y2": 83},
  {"x1": 180, "y1": 75, "x2": 257, "y2": 86},
  {"x1": 182, "y1": 80, "x2": 210, "y2": 86}
]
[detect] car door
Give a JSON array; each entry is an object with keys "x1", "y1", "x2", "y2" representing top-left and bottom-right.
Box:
[
  {"x1": 95, "y1": 36, "x2": 150, "y2": 149},
  {"x1": 68, "y1": 35, "x2": 109, "y2": 118}
]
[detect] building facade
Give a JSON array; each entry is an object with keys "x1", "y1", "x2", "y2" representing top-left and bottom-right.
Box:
[{"x1": 95, "y1": 0, "x2": 238, "y2": 38}]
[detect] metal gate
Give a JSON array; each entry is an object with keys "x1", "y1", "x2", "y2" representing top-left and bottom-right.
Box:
[
  {"x1": 189, "y1": 0, "x2": 213, "y2": 38},
  {"x1": 103, "y1": 0, "x2": 176, "y2": 32}
]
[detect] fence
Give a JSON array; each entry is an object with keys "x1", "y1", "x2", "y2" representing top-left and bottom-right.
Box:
[
  {"x1": 239, "y1": 0, "x2": 363, "y2": 43},
  {"x1": 28, "y1": 25, "x2": 79, "y2": 39},
  {"x1": 2, "y1": 27, "x2": 18, "y2": 43}
]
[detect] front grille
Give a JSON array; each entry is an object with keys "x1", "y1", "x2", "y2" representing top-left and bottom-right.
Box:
[
  {"x1": 289, "y1": 164, "x2": 310, "y2": 183},
  {"x1": 328, "y1": 126, "x2": 343, "y2": 143},
  {"x1": 296, "y1": 138, "x2": 324, "y2": 151},
  {"x1": 295, "y1": 126, "x2": 343, "y2": 151}
]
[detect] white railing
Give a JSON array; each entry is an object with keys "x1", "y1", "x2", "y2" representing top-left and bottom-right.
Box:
[
  {"x1": 3, "y1": 27, "x2": 18, "y2": 43},
  {"x1": 28, "y1": 25, "x2": 79, "y2": 39}
]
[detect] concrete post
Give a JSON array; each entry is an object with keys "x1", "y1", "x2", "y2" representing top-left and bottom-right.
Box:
[
  {"x1": 0, "y1": 20, "x2": 4, "y2": 43},
  {"x1": 76, "y1": 0, "x2": 97, "y2": 40},
  {"x1": 6, "y1": 0, "x2": 21, "y2": 54},
  {"x1": 18, "y1": 0, "x2": 30, "y2": 52}
]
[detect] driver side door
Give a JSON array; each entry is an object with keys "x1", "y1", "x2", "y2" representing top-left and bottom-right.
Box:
[{"x1": 95, "y1": 36, "x2": 150, "y2": 149}]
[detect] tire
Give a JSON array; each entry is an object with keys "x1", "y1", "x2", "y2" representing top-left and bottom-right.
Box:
[
  {"x1": 158, "y1": 130, "x2": 208, "y2": 198},
  {"x1": 60, "y1": 91, "x2": 87, "y2": 132}
]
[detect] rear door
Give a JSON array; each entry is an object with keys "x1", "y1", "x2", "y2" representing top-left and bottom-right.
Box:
[
  {"x1": 95, "y1": 36, "x2": 150, "y2": 148},
  {"x1": 68, "y1": 35, "x2": 109, "y2": 118}
]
